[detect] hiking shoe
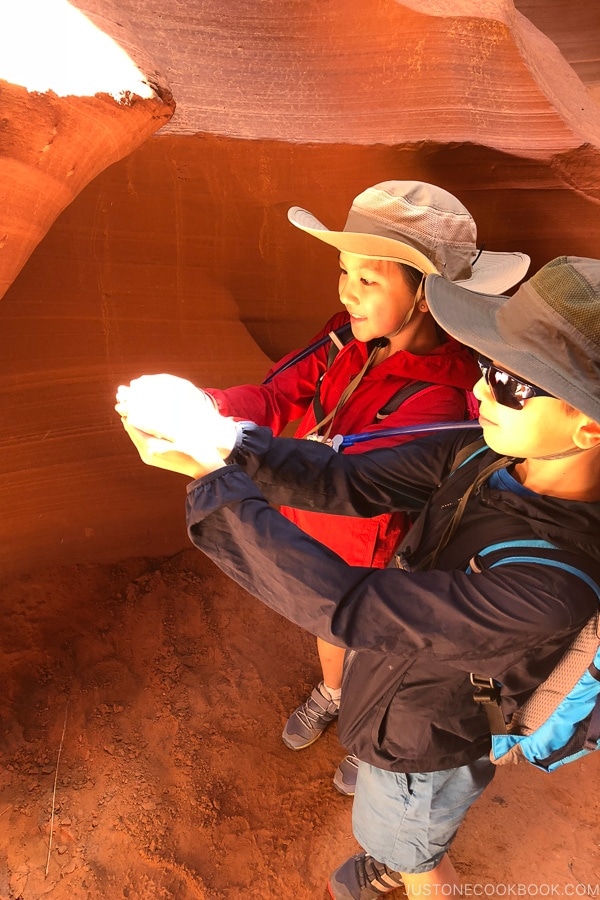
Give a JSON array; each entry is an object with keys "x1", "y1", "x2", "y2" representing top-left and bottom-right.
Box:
[
  {"x1": 327, "y1": 853, "x2": 405, "y2": 899},
  {"x1": 333, "y1": 754, "x2": 359, "y2": 796},
  {"x1": 282, "y1": 682, "x2": 339, "y2": 750}
]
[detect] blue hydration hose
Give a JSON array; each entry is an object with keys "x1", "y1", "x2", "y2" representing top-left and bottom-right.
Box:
[
  {"x1": 331, "y1": 419, "x2": 481, "y2": 452},
  {"x1": 259, "y1": 323, "x2": 481, "y2": 452},
  {"x1": 262, "y1": 322, "x2": 352, "y2": 384}
]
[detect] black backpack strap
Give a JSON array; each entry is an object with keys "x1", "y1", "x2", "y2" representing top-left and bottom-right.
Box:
[
  {"x1": 325, "y1": 330, "x2": 346, "y2": 366},
  {"x1": 392, "y1": 436, "x2": 491, "y2": 570},
  {"x1": 312, "y1": 389, "x2": 327, "y2": 432},
  {"x1": 375, "y1": 381, "x2": 434, "y2": 421},
  {"x1": 262, "y1": 321, "x2": 352, "y2": 386},
  {"x1": 450, "y1": 437, "x2": 488, "y2": 473}
]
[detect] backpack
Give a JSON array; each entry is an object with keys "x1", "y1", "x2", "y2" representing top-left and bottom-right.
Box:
[
  {"x1": 445, "y1": 439, "x2": 600, "y2": 773},
  {"x1": 397, "y1": 437, "x2": 600, "y2": 774},
  {"x1": 469, "y1": 543, "x2": 600, "y2": 773}
]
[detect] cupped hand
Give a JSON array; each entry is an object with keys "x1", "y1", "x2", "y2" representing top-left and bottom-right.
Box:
[
  {"x1": 116, "y1": 374, "x2": 216, "y2": 440},
  {"x1": 120, "y1": 420, "x2": 226, "y2": 479},
  {"x1": 115, "y1": 374, "x2": 237, "y2": 461}
]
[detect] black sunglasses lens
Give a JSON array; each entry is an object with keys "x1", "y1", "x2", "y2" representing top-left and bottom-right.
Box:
[
  {"x1": 478, "y1": 356, "x2": 525, "y2": 410},
  {"x1": 490, "y1": 374, "x2": 524, "y2": 409}
]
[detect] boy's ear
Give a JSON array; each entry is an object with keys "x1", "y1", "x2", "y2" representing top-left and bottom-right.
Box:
[{"x1": 574, "y1": 417, "x2": 600, "y2": 450}]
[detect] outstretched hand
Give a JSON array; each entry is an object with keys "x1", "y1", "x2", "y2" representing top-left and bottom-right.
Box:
[
  {"x1": 120, "y1": 420, "x2": 219, "y2": 479},
  {"x1": 115, "y1": 374, "x2": 237, "y2": 478}
]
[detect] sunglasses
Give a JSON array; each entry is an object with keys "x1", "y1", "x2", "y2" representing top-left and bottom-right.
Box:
[{"x1": 477, "y1": 356, "x2": 555, "y2": 410}]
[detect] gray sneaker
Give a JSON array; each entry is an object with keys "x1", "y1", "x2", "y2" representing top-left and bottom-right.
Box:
[
  {"x1": 282, "y1": 682, "x2": 339, "y2": 750},
  {"x1": 327, "y1": 852, "x2": 405, "y2": 899},
  {"x1": 333, "y1": 754, "x2": 359, "y2": 796}
]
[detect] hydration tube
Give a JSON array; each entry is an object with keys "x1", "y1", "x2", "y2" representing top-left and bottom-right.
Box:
[
  {"x1": 261, "y1": 323, "x2": 481, "y2": 453},
  {"x1": 262, "y1": 322, "x2": 352, "y2": 384},
  {"x1": 330, "y1": 419, "x2": 481, "y2": 452}
]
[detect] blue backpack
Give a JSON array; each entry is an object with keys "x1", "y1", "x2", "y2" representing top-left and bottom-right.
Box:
[{"x1": 470, "y1": 541, "x2": 600, "y2": 773}]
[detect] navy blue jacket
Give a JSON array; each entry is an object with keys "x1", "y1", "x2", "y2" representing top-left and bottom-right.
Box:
[{"x1": 185, "y1": 423, "x2": 600, "y2": 772}]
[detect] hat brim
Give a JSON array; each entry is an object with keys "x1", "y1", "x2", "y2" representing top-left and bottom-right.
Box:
[
  {"x1": 288, "y1": 207, "x2": 530, "y2": 295},
  {"x1": 454, "y1": 250, "x2": 530, "y2": 295},
  {"x1": 288, "y1": 207, "x2": 438, "y2": 276},
  {"x1": 424, "y1": 275, "x2": 508, "y2": 361},
  {"x1": 424, "y1": 273, "x2": 600, "y2": 420}
]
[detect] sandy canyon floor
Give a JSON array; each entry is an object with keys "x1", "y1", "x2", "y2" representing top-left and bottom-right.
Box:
[{"x1": 0, "y1": 549, "x2": 598, "y2": 899}]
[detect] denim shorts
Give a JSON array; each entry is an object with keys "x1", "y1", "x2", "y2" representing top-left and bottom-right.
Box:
[{"x1": 352, "y1": 757, "x2": 495, "y2": 873}]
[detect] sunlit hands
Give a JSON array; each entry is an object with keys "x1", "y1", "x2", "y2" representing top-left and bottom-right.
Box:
[{"x1": 115, "y1": 374, "x2": 238, "y2": 479}]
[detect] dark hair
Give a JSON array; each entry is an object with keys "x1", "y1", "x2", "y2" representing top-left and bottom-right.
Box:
[
  {"x1": 560, "y1": 401, "x2": 581, "y2": 418},
  {"x1": 396, "y1": 262, "x2": 424, "y2": 294}
]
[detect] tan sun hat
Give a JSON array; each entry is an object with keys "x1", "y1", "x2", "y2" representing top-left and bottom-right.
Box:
[{"x1": 288, "y1": 181, "x2": 530, "y2": 295}]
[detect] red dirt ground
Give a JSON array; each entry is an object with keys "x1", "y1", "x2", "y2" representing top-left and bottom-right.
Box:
[{"x1": 0, "y1": 549, "x2": 598, "y2": 899}]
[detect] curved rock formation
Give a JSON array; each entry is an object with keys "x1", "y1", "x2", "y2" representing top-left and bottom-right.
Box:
[
  {"x1": 514, "y1": 0, "x2": 600, "y2": 102},
  {"x1": 102, "y1": 0, "x2": 600, "y2": 153},
  {"x1": 0, "y1": 0, "x2": 174, "y2": 300}
]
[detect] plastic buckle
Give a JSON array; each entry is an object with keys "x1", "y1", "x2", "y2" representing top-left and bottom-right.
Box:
[{"x1": 470, "y1": 674, "x2": 499, "y2": 705}]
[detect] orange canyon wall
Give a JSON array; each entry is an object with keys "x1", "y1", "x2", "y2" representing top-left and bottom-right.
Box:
[{"x1": 1, "y1": 0, "x2": 600, "y2": 580}]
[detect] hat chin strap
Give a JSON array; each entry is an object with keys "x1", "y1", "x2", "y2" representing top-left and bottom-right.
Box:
[
  {"x1": 534, "y1": 444, "x2": 594, "y2": 461},
  {"x1": 382, "y1": 277, "x2": 424, "y2": 341}
]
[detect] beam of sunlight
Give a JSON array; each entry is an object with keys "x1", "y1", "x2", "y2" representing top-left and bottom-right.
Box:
[{"x1": 0, "y1": 0, "x2": 156, "y2": 99}]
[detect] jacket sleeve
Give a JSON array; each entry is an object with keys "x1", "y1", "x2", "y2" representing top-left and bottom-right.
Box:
[
  {"x1": 203, "y1": 312, "x2": 348, "y2": 435},
  {"x1": 185, "y1": 464, "x2": 596, "y2": 672},
  {"x1": 226, "y1": 420, "x2": 463, "y2": 515}
]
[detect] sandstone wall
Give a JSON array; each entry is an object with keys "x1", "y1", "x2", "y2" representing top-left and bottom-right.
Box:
[{"x1": 1, "y1": 0, "x2": 599, "y2": 579}]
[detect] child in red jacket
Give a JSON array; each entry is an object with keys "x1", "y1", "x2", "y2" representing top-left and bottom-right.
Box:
[{"x1": 200, "y1": 181, "x2": 529, "y2": 794}]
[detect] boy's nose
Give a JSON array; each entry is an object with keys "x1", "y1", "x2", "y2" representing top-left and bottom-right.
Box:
[{"x1": 473, "y1": 375, "x2": 491, "y2": 404}]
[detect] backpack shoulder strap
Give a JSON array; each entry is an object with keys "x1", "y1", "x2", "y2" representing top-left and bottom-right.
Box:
[
  {"x1": 450, "y1": 437, "x2": 488, "y2": 473},
  {"x1": 325, "y1": 323, "x2": 353, "y2": 367},
  {"x1": 375, "y1": 381, "x2": 434, "y2": 420},
  {"x1": 393, "y1": 436, "x2": 490, "y2": 568},
  {"x1": 472, "y1": 541, "x2": 600, "y2": 594},
  {"x1": 377, "y1": 383, "x2": 481, "y2": 423},
  {"x1": 262, "y1": 321, "x2": 352, "y2": 385}
]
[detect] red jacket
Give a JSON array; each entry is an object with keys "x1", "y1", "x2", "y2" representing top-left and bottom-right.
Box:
[{"x1": 206, "y1": 311, "x2": 479, "y2": 567}]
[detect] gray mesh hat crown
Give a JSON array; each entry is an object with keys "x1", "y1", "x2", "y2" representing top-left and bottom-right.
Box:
[
  {"x1": 425, "y1": 256, "x2": 600, "y2": 422},
  {"x1": 288, "y1": 181, "x2": 530, "y2": 295}
]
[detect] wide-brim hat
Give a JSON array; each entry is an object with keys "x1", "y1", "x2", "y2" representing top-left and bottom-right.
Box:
[
  {"x1": 424, "y1": 256, "x2": 600, "y2": 422},
  {"x1": 288, "y1": 181, "x2": 530, "y2": 295}
]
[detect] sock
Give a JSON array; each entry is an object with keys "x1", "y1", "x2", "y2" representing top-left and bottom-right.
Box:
[{"x1": 321, "y1": 682, "x2": 342, "y2": 706}]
